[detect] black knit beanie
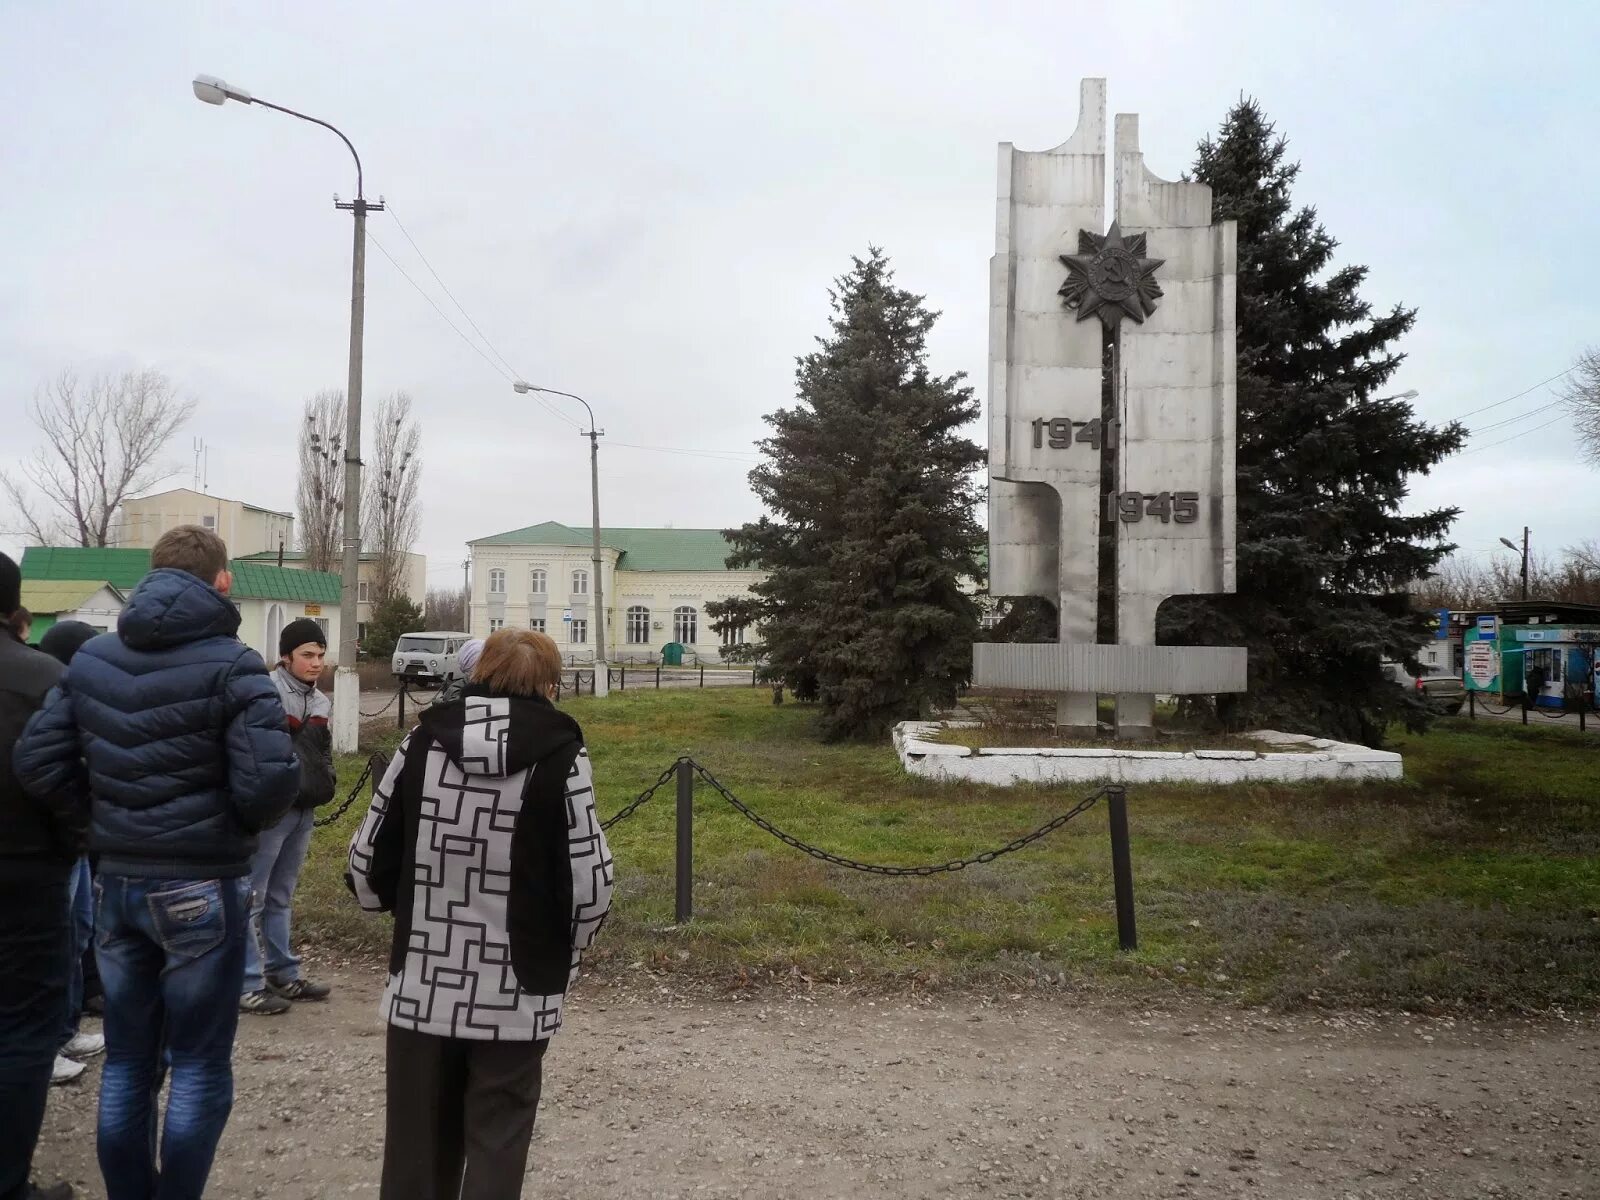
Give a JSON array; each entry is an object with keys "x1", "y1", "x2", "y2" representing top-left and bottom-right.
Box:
[
  {"x1": 0, "y1": 552, "x2": 19, "y2": 617},
  {"x1": 39, "y1": 620, "x2": 99, "y2": 666},
  {"x1": 279, "y1": 617, "x2": 328, "y2": 659}
]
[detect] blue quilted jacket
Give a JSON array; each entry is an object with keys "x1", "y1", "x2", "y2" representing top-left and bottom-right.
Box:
[{"x1": 14, "y1": 568, "x2": 300, "y2": 879}]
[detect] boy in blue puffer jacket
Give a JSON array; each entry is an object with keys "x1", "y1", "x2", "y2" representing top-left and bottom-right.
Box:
[{"x1": 15, "y1": 524, "x2": 300, "y2": 1200}]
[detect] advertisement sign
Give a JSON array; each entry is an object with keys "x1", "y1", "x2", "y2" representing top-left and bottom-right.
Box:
[{"x1": 1464, "y1": 640, "x2": 1499, "y2": 690}]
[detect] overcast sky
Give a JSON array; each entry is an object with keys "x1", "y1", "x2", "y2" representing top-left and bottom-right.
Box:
[{"x1": 3, "y1": 1, "x2": 1596, "y2": 591}]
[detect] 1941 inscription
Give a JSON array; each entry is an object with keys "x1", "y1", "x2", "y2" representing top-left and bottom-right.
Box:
[{"x1": 1030, "y1": 417, "x2": 1117, "y2": 451}]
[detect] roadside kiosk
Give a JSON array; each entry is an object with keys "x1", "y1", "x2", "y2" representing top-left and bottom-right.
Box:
[{"x1": 1461, "y1": 601, "x2": 1600, "y2": 708}]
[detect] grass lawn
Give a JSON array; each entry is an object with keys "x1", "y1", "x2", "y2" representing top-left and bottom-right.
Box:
[{"x1": 298, "y1": 690, "x2": 1600, "y2": 1012}]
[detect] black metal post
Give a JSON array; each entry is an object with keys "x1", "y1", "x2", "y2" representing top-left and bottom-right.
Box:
[
  {"x1": 751, "y1": 667, "x2": 757, "y2": 687},
  {"x1": 620, "y1": 666, "x2": 625, "y2": 691},
  {"x1": 700, "y1": 664, "x2": 705, "y2": 688},
  {"x1": 397, "y1": 683, "x2": 406, "y2": 731},
  {"x1": 656, "y1": 665, "x2": 661, "y2": 689},
  {"x1": 674, "y1": 759, "x2": 693, "y2": 923},
  {"x1": 1468, "y1": 690, "x2": 1476, "y2": 721},
  {"x1": 1107, "y1": 786, "x2": 1137, "y2": 952}
]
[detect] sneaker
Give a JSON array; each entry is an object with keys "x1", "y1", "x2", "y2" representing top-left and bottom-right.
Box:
[
  {"x1": 62, "y1": 1032, "x2": 105, "y2": 1059},
  {"x1": 50, "y1": 1055, "x2": 86, "y2": 1085},
  {"x1": 239, "y1": 989, "x2": 291, "y2": 1016},
  {"x1": 27, "y1": 1182, "x2": 74, "y2": 1200},
  {"x1": 268, "y1": 977, "x2": 332, "y2": 1002}
]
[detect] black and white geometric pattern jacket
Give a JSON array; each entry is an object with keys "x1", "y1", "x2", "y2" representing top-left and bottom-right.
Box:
[{"x1": 347, "y1": 686, "x2": 614, "y2": 1041}]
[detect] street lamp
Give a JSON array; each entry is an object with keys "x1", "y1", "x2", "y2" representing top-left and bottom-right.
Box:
[
  {"x1": 193, "y1": 73, "x2": 381, "y2": 751},
  {"x1": 512, "y1": 382, "x2": 609, "y2": 697},
  {"x1": 1499, "y1": 529, "x2": 1531, "y2": 601}
]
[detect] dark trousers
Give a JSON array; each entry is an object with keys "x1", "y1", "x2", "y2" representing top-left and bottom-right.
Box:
[
  {"x1": 380, "y1": 1026, "x2": 548, "y2": 1200},
  {"x1": 0, "y1": 865, "x2": 71, "y2": 1200}
]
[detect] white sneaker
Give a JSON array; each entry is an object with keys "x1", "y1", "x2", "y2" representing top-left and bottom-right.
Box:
[
  {"x1": 62, "y1": 1031, "x2": 105, "y2": 1059},
  {"x1": 51, "y1": 1054, "x2": 86, "y2": 1085}
]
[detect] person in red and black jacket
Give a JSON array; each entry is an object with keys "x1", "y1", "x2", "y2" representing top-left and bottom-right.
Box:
[{"x1": 239, "y1": 618, "x2": 338, "y2": 1015}]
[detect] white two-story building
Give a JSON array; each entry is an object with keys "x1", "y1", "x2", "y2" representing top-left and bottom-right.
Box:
[{"x1": 467, "y1": 522, "x2": 762, "y2": 662}]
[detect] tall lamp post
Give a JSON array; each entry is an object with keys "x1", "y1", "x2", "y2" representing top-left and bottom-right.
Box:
[
  {"x1": 1499, "y1": 528, "x2": 1531, "y2": 601},
  {"x1": 512, "y1": 382, "x2": 609, "y2": 697},
  {"x1": 193, "y1": 74, "x2": 380, "y2": 751}
]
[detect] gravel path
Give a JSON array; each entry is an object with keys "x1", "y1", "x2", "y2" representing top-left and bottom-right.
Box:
[{"x1": 34, "y1": 964, "x2": 1600, "y2": 1199}]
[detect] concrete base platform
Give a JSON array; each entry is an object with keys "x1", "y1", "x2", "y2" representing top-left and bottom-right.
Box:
[{"x1": 893, "y1": 722, "x2": 1403, "y2": 785}]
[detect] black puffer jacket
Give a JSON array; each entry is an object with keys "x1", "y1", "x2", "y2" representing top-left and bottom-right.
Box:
[
  {"x1": 0, "y1": 632, "x2": 75, "y2": 871},
  {"x1": 15, "y1": 568, "x2": 300, "y2": 879}
]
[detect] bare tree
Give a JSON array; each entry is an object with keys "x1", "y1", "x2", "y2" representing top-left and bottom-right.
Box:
[
  {"x1": 1561, "y1": 347, "x2": 1600, "y2": 467},
  {"x1": 1, "y1": 369, "x2": 195, "y2": 546},
  {"x1": 296, "y1": 391, "x2": 345, "y2": 573},
  {"x1": 1415, "y1": 547, "x2": 1600, "y2": 609},
  {"x1": 363, "y1": 392, "x2": 421, "y2": 606},
  {"x1": 425, "y1": 585, "x2": 468, "y2": 631}
]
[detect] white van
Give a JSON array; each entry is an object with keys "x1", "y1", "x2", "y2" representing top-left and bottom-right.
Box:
[{"x1": 392, "y1": 631, "x2": 472, "y2": 685}]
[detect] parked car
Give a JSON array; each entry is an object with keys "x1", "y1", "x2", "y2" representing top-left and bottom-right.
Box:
[
  {"x1": 1383, "y1": 661, "x2": 1465, "y2": 715},
  {"x1": 392, "y1": 630, "x2": 472, "y2": 685}
]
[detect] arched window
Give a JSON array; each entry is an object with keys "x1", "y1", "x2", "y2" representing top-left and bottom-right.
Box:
[
  {"x1": 488, "y1": 568, "x2": 506, "y2": 594},
  {"x1": 720, "y1": 622, "x2": 746, "y2": 648},
  {"x1": 673, "y1": 606, "x2": 698, "y2": 645},
  {"x1": 626, "y1": 606, "x2": 650, "y2": 644},
  {"x1": 571, "y1": 568, "x2": 589, "y2": 596},
  {"x1": 529, "y1": 568, "x2": 547, "y2": 595}
]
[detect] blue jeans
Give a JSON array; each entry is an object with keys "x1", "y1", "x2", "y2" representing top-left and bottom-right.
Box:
[
  {"x1": 62, "y1": 856, "x2": 93, "y2": 1044},
  {"x1": 95, "y1": 875, "x2": 249, "y2": 1200},
  {"x1": 242, "y1": 808, "x2": 313, "y2": 995}
]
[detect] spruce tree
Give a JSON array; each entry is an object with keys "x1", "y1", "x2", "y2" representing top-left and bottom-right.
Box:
[
  {"x1": 708, "y1": 249, "x2": 985, "y2": 740},
  {"x1": 1158, "y1": 100, "x2": 1466, "y2": 745}
]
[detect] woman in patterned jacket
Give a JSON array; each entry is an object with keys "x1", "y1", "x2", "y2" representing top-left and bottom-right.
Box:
[{"x1": 347, "y1": 628, "x2": 614, "y2": 1199}]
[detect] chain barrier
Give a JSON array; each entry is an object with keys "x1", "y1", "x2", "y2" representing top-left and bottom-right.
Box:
[
  {"x1": 313, "y1": 751, "x2": 390, "y2": 828},
  {"x1": 599, "y1": 759, "x2": 682, "y2": 831},
  {"x1": 359, "y1": 691, "x2": 401, "y2": 718},
  {"x1": 685, "y1": 758, "x2": 1112, "y2": 876}
]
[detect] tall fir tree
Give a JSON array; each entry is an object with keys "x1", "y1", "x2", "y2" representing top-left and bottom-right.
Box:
[
  {"x1": 708, "y1": 249, "x2": 984, "y2": 740},
  {"x1": 1158, "y1": 100, "x2": 1465, "y2": 745}
]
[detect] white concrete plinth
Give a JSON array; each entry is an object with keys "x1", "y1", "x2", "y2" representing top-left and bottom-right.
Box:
[
  {"x1": 332, "y1": 666, "x2": 360, "y2": 754},
  {"x1": 893, "y1": 722, "x2": 1402, "y2": 785}
]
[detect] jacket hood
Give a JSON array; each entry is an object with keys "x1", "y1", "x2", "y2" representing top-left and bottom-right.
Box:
[
  {"x1": 118, "y1": 568, "x2": 242, "y2": 651},
  {"x1": 418, "y1": 685, "x2": 581, "y2": 778}
]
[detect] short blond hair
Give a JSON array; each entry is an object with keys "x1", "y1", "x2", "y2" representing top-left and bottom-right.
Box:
[
  {"x1": 474, "y1": 628, "x2": 563, "y2": 697},
  {"x1": 152, "y1": 524, "x2": 229, "y2": 582}
]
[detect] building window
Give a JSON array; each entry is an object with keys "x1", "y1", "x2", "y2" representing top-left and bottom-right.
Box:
[
  {"x1": 570, "y1": 617, "x2": 587, "y2": 645},
  {"x1": 529, "y1": 618, "x2": 546, "y2": 634},
  {"x1": 720, "y1": 622, "x2": 746, "y2": 648},
  {"x1": 358, "y1": 580, "x2": 370, "y2": 603},
  {"x1": 571, "y1": 569, "x2": 589, "y2": 596},
  {"x1": 202, "y1": 514, "x2": 216, "y2": 530},
  {"x1": 626, "y1": 606, "x2": 651, "y2": 644},
  {"x1": 357, "y1": 621, "x2": 367, "y2": 642},
  {"x1": 530, "y1": 568, "x2": 547, "y2": 595},
  {"x1": 314, "y1": 618, "x2": 329, "y2": 638},
  {"x1": 489, "y1": 568, "x2": 506, "y2": 594},
  {"x1": 673, "y1": 606, "x2": 698, "y2": 644},
  {"x1": 489, "y1": 618, "x2": 504, "y2": 632}
]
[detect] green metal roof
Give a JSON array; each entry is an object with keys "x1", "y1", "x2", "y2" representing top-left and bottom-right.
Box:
[
  {"x1": 18, "y1": 580, "x2": 123, "y2": 614},
  {"x1": 20, "y1": 546, "x2": 340, "y2": 603},
  {"x1": 469, "y1": 522, "x2": 738, "y2": 572},
  {"x1": 20, "y1": 547, "x2": 151, "y2": 590},
  {"x1": 228, "y1": 560, "x2": 341, "y2": 603}
]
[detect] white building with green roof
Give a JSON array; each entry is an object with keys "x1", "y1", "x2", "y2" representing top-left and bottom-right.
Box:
[{"x1": 467, "y1": 522, "x2": 763, "y2": 661}]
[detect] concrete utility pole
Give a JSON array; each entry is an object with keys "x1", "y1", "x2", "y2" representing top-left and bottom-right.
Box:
[
  {"x1": 512, "y1": 382, "x2": 609, "y2": 697},
  {"x1": 193, "y1": 74, "x2": 380, "y2": 751}
]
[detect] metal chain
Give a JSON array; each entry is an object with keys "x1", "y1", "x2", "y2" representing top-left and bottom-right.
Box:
[
  {"x1": 359, "y1": 692, "x2": 401, "y2": 718},
  {"x1": 599, "y1": 759, "x2": 682, "y2": 831},
  {"x1": 686, "y1": 759, "x2": 1112, "y2": 876},
  {"x1": 312, "y1": 751, "x2": 390, "y2": 828}
]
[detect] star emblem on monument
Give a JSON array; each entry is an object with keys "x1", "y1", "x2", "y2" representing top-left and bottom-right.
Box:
[{"x1": 1058, "y1": 221, "x2": 1164, "y2": 327}]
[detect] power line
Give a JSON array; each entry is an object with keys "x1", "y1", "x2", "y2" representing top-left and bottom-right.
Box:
[
  {"x1": 608, "y1": 440, "x2": 762, "y2": 464},
  {"x1": 1468, "y1": 395, "x2": 1567, "y2": 438},
  {"x1": 1453, "y1": 367, "x2": 1574, "y2": 421},
  {"x1": 1458, "y1": 410, "x2": 1571, "y2": 455},
  {"x1": 368, "y1": 231, "x2": 514, "y2": 384}
]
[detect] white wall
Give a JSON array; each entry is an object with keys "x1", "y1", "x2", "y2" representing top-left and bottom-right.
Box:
[{"x1": 237, "y1": 597, "x2": 342, "y2": 668}]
